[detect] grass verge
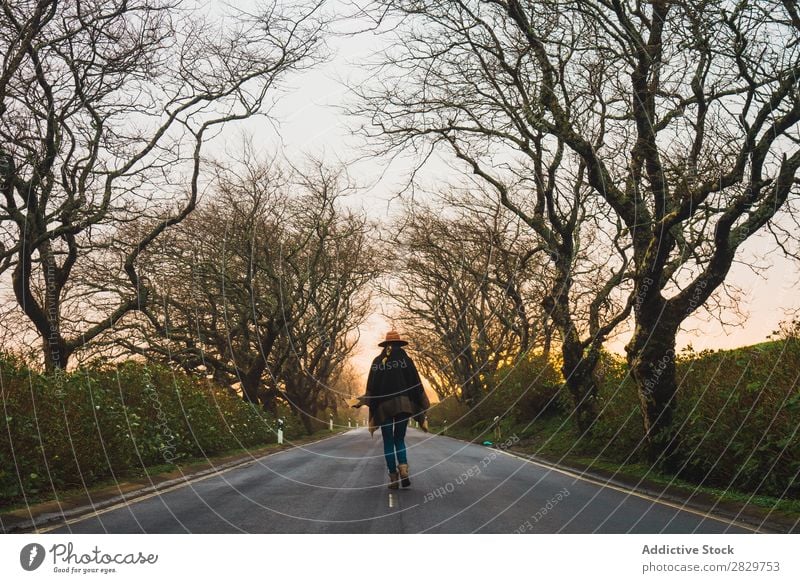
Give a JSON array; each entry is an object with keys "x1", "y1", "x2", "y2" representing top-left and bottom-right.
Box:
[
  {"x1": 430, "y1": 418, "x2": 800, "y2": 526},
  {"x1": 0, "y1": 427, "x2": 347, "y2": 520}
]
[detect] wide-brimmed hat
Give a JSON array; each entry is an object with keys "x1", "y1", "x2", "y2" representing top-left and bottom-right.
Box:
[{"x1": 378, "y1": 329, "x2": 408, "y2": 347}]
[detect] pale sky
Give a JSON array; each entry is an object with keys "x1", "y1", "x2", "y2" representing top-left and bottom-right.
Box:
[
  {"x1": 226, "y1": 2, "x2": 800, "y2": 384},
  {"x1": 3, "y1": 1, "x2": 798, "y2": 384}
]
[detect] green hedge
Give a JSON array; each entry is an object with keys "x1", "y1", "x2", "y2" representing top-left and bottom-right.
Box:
[
  {"x1": 0, "y1": 357, "x2": 297, "y2": 506},
  {"x1": 591, "y1": 341, "x2": 800, "y2": 497},
  {"x1": 427, "y1": 352, "x2": 566, "y2": 435},
  {"x1": 428, "y1": 341, "x2": 800, "y2": 498},
  {"x1": 674, "y1": 341, "x2": 800, "y2": 496}
]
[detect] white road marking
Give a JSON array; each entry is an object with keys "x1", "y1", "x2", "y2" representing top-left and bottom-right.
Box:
[
  {"x1": 495, "y1": 448, "x2": 762, "y2": 533},
  {"x1": 35, "y1": 431, "x2": 350, "y2": 533}
]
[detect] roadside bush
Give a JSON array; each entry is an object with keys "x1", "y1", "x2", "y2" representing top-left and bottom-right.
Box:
[
  {"x1": 483, "y1": 352, "x2": 565, "y2": 424},
  {"x1": 673, "y1": 340, "x2": 800, "y2": 497},
  {"x1": 591, "y1": 351, "x2": 647, "y2": 458},
  {"x1": 590, "y1": 341, "x2": 800, "y2": 498},
  {"x1": 425, "y1": 338, "x2": 799, "y2": 499},
  {"x1": 428, "y1": 352, "x2": 565, "y2": 436},
  {"x1": 426, "y1": 394, "x2": 466, "y2": 431},
  {"x1": 0, "y1": 358, "x2": 293, "y2": 507}
]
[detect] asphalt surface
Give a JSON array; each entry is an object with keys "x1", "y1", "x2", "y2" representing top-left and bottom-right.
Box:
[{"x1": 46, "y1": 429, "x2": 751, "y2": 533}]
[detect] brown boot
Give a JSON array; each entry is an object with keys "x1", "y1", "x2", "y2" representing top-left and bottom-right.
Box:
[
  {"x1": 398, "y1": 463, "x2": 410, "y2": 488},
  {"x1": 388, "y1": 472, "x2": 399, "y2": 490}
]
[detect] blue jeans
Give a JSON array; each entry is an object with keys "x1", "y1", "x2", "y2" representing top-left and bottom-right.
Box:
[{"x1": 380, "y1": 414, "x2": 409, "y2": 473}]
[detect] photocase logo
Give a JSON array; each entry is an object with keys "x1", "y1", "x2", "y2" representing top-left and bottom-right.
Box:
[{"x1": 20, "y1": 543, "x2": 46, "y2": 571}]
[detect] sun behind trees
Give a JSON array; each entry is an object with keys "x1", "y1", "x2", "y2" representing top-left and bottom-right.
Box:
[{"x1": 385, "y1": 197, "x2": 551, "y2": 404}]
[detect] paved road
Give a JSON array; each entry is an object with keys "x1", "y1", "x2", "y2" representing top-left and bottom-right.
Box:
[{"x1": 47, "y1": 429, "x2": 751, "y2": 533}]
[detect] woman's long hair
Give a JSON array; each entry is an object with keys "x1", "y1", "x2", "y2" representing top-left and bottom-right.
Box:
[{"x1": 381, "y1": 344, "x2": 393, "y2": 365}]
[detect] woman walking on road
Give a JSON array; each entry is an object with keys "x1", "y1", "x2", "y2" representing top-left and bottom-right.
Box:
[{"x1": 352, "y1": 330, "x2": 430, "y2": 489}]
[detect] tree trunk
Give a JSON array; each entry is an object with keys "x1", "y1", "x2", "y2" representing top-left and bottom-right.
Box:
[
  {"x1": 299, "y1": 412, "x2": 316, "y2": 435},
  {"x1": 292, "y1": 392, "x2": 317, "y2": 435},
  {"x1": 456, "y1": 351, "x2": 483, "y2": 406},
  {"x1": 541, "y1": 318, "x2": 553, "y2": 363},
  {"x1": 42, "y1": 271, "x2": 69, "y2": 373},
  {"x1": 42, "y1": 335, "x2": 69, "y2": 373},
  {"x1": 461, "y1": 378, "x2": 484, "y2": 407},
  {"x1": 284, "y1": 381, "x2": 318, "y2": 435},
  {"x1": 240, "y1": 372, "x2": 261, "y2": 405},
  {"x1": 545, "y1": 268, "x2": 599, "y2": 435},
  {"x1": 626, "y1": 313, "x2": 681, "y2": 470},
  {"x1": 560, "y1": 340, "x2": 599, "y2": 435},
  {"x1": 259, "y1": 386, "x2": 279, "y2": 415},
  {"x1": 12, "y1": 241, "x2": 71, "y2": 372}
]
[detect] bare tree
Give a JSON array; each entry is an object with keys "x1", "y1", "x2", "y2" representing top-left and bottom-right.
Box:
[
  {"x1": 354, "y1": 1, "x2": 633, "y2": 433},
  {"x1": 356, "y1": 0, "x2": 800, "y2": 465},
  {"x1": 110, "y1": 156, "x2": 294, "y2": 406},
  {"x1": 387, "y1": 198, "x2": 550, "y2": 404},
  {"x1": 276, "y1": 203, "x2": 374, "y2": 433},
  {"x1": 448, "y1": 172, "x2": 633, "y2": 434},
  {"x1": 0, "y1": 0, "x2": 328, "y2": 371},
  {"x1": 107, "y1": 157, "x2": 375, "y2": 430}
]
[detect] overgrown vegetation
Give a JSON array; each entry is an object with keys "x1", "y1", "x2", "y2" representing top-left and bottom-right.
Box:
[
  {"x1": 0, "y1": 358, "x2": 314, "y2": 507},
  {"x1": 428, "y1": 353, "x2": 565, "y2": 436},
  {"x1": 429, "y1": 337, "x2": 800, "y2": 501}
]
